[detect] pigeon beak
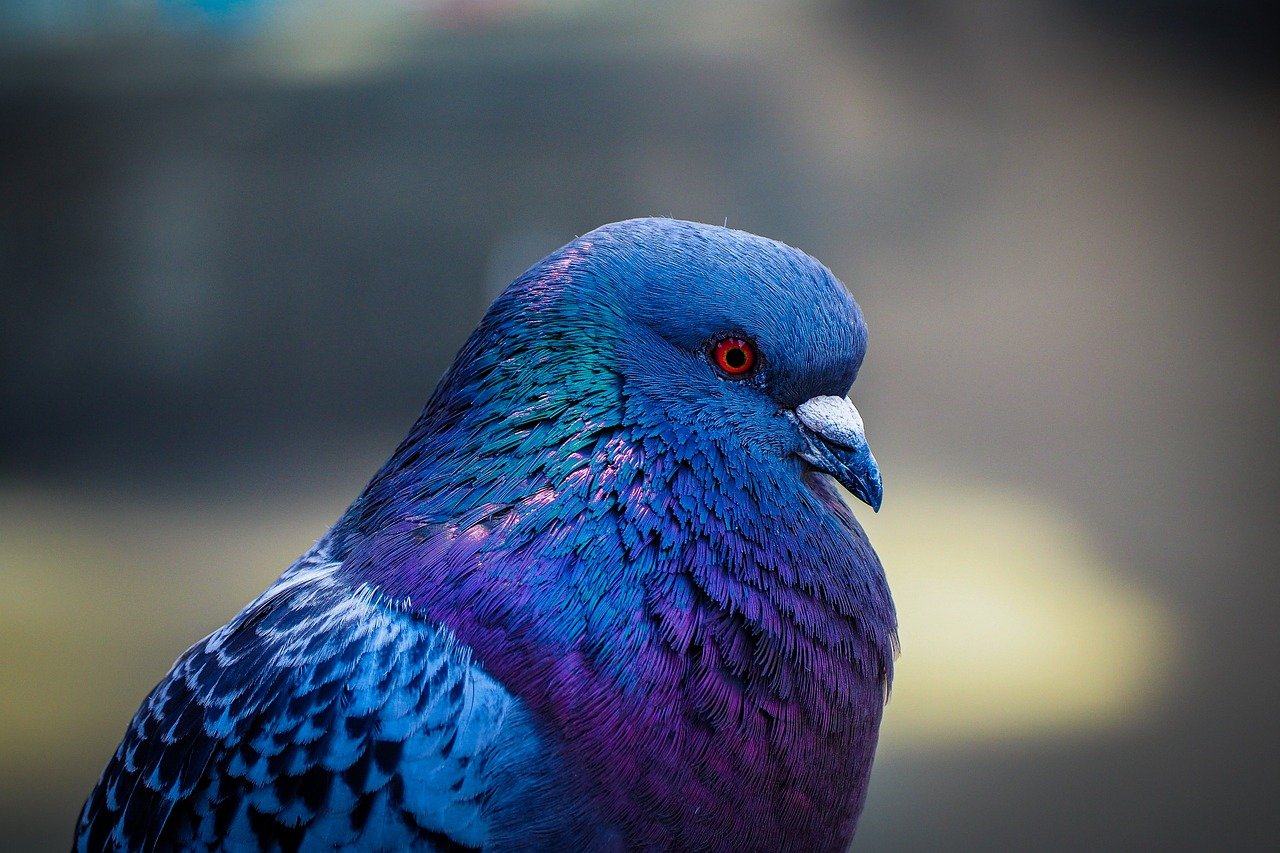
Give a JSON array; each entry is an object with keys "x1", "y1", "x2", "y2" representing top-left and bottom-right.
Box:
[{"x1": 792, "y1": 395, "x2": 883, "y2": 512}]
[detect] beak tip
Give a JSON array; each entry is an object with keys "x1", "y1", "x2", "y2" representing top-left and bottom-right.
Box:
[
  {"x1": 858, "y1": 456, "x2": 884, "y2": 513},
  {"x1": 863, "y1": 477, "x2": 884, "y2": 513}
]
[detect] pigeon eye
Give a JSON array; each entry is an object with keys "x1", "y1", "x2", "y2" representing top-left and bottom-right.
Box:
[{"x1": 711, "y1": 336, "x2": 756, "y2": 376}]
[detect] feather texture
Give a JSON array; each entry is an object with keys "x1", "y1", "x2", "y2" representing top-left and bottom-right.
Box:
[{"x1": 75, "y1": 218, "x2": 896, "y2": 852}]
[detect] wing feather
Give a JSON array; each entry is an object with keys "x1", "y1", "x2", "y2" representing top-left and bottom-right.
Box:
[{"x1": 74, "y1": 558, "x2": 515, "y2": 852}]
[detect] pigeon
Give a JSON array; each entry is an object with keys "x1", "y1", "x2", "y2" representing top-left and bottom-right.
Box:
[{"x1": 75, "y1": 218, "x2": 896, "y2": 852}]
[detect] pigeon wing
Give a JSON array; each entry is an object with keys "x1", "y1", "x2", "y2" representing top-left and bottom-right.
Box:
[{"x1": 73, "y1": 561, "x2": 516, "y2": 852}]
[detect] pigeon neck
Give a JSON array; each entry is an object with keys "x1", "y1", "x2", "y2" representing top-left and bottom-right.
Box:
[{"x1": 333, "y1": 425, "x2": 895, "y2": 849}]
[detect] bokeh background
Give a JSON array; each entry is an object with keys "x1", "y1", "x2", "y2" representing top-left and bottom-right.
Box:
[{"x1": 2, "y1": 1, "x2": 1277, "y2": 850}]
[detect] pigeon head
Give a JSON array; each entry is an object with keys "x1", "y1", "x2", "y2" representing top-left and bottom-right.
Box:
[
  {"x1": 347, "y1": 217, "x2": 881, "y2": 546},
  {"x1": 484, "y1": 217, "x2": 882, "y2": 511}
]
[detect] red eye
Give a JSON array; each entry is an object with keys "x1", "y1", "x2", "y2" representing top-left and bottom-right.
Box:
[{"x1": 712, "y1": 337, "x2": 756, "y2": 376}]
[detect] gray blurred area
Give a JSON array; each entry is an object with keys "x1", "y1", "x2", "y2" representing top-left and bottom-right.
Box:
[{"x1": 2, "y1": 1, "x2": 1277, "y2": 850}]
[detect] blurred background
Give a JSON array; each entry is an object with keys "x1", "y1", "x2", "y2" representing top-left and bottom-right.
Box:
[{"x1": 1, "y1": 1, "x2": 1276, "y2": 850}]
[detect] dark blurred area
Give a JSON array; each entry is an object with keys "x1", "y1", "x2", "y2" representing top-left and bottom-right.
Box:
[{"x1": 2, "y1": 1, "x2": 1277, "y2": 850}]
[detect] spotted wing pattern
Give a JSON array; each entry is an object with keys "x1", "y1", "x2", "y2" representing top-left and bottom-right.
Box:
[{"x1": 74, "y1": 553, "x2": 521, "y2": 852}]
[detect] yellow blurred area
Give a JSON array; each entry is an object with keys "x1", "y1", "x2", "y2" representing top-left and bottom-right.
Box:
[
  {"x1": 0, "y1": 475, "x2": 1173, "y2": 808},
  {"x1": 857, "y1": 478, "x2": 1173, "y2": 748},
  {"x1": 0, "y1": 487, "x2": 336, "y2": 802}
]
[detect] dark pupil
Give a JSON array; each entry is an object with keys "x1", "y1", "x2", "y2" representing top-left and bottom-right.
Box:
[{"x1": 724, "y1": 347, "x2": 746, "y2": 369}]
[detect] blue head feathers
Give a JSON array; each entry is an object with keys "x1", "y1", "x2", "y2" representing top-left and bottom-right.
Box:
[{"x1": 347, "y1": 218, "x2": 882, "y2": 535}]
